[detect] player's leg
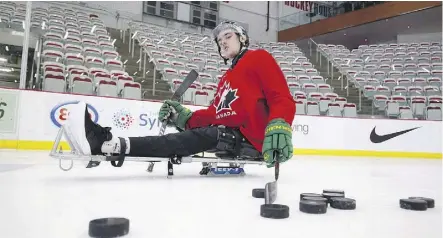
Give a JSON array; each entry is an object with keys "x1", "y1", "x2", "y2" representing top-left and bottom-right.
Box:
[
  {"x1": 125, "y1": 127, "x2": 218, "y2": 157},
  {"x1": 67, "y1": 101, "x2": 218, "y2": 158}
]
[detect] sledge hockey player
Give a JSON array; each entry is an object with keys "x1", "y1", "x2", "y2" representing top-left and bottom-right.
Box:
[{"x1": 68, "y1": 21, "x2": 296, "y2": 168}]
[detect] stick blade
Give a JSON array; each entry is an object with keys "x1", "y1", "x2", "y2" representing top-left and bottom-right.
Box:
[
  {"x1": 171, "y1": 69, "x2": 199, "y2": 101},
  {"x1": 264, "y1": 181, "x2": 278, "y2": 204}
]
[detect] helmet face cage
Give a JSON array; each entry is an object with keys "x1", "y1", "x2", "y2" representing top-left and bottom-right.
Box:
[{"x1": 212, "y1": 21, "x2": 249, "y2": 64}]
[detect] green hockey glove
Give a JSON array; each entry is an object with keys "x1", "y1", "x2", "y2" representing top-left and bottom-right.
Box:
[
  {"x1": 262, "y1": 118, "x2": 293, "y2": 168},
  {"x1": 158, "y1": 100, "x2": 193, "y2": 131}
]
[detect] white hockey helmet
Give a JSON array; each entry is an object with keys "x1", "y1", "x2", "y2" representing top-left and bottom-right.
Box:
[{"x1": 212, "y1": 21, "x2": 250, "y2": 63}]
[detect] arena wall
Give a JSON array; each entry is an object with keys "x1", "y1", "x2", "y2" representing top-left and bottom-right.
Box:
[
  {"x1": 219, "y1": 1, "x2": 280, "y2": 42},
  {"x1": 0, "y1": 88, "x2": 441, "y2": 159},
  {"x1": 397, "y1": 32, "x2": 443, "y2": 44}
]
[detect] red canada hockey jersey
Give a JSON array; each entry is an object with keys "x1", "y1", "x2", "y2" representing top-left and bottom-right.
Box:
[{"x1": 186, "y1": 49, "x2": 296, "y2": 152}]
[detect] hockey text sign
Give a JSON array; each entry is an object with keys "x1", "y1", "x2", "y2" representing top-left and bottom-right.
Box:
[{"x1": 284, "y1": 1, "x2": 333, "y2": 17}]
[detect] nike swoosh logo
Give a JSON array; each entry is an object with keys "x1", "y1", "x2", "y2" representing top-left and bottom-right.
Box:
[{"x1": 370, "y1": 126, "x2": 420, "y2": 143}]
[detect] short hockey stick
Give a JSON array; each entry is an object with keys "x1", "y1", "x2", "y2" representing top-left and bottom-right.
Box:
[
  {"x1": 264, "y1": 152, "x2": 279, "y2": 204},
  {"x1": 147, "y1": 69, "x2": 199, "y2": 172}
]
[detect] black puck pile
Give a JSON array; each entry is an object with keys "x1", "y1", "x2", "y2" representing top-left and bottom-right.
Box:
[
  {"x1": 253, "y1": 187, "x2": 437, "y2": 218},
  {"x1": 400, "y1": 197, "x2": 435, "y2": 211},
  {"x1": 299, "y1": 189, "x2": 356, "y2": 214}
]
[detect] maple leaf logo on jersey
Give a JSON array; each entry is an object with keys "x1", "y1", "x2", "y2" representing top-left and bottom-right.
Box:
[{"x1": 216, "y1": 83, "x2": 239, "y2": 113}]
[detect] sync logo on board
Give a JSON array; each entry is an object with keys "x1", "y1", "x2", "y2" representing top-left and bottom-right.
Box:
[
  {"x1": 112, "y1": 108, "x2": 162, "y2": 130},
  {"x1": 50, "y1": 101, "x2": 99, "y2": 128}
]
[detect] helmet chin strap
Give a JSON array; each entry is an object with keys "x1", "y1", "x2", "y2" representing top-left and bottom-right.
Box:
[{"x1": 230, "y1": 47, "x2": 248, "y2": 69}]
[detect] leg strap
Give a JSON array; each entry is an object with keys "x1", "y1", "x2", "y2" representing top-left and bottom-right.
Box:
[
  {"x1": 111, "y1": 137, "x2": 127, "y2": 167},
  {"x1": 215, "y1": 126, "x2": 262, "y2": 159}
]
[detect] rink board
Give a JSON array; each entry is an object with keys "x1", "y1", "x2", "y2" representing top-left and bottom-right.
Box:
[{"x1": 0, "y1": 88, "x2": 441, "y2": 159}]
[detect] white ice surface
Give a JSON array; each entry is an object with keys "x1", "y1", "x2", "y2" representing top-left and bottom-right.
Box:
[{"x1": 0, "y1": 150, "x2": 441, "y2": 238}]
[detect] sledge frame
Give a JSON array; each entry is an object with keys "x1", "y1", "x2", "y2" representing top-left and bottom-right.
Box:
[{"x1": 49, "y1": 125, "x2": 265, "y2": 173}]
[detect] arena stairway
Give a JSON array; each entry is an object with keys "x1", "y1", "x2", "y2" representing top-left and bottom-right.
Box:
[
  {"x1": 107, "y1": 27, "x2": 173, "y2": 101},
  {"x1": 297, "y1": 41, "x2": 376, "y2": 115}
]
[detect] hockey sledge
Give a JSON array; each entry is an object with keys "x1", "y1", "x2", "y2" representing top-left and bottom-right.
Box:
[{"x1": 49, "y1": 124, "x2": 265, "y2": 176}]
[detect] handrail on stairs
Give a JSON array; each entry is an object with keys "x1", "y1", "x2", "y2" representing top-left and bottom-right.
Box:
[
  {"x1": 127, "y1": 20, "x2": 218, "y2": 101},
  {"x1": 308, "y1": 38, "x2": 363, "y2": 112}
]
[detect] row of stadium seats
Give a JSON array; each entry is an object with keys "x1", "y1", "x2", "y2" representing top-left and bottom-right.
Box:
[
  {"x1": 339, "y1": 68, "x2": 442, "y2": 80},
  {"x1": 296, "y1": 101, "x2": 357, "y2": 118},
  {"x1": 361, "y1": 84, "x2": 441, "y2": 97},
  {"x1": 318, "y1": 43, "x2": 442, "y2": 120},
  {"x1": 331, "y1": 50, "x2": 441, "y2": 61},
  {"x1": 42, "y1": 62, "x2": 141, "y2": 99},
  {"x1": 356, "y1": 42, "x2": 441, "y2": 49},
  {"x1": 0, "y1": 2, "x2": 27, "y2": 29},
  {"x1": 292, "y1": 89, "x2": 356, "y2": 118},
  {"x1": 372, "y1": 95, "x2": 442, "y2": 120},
  {"x1": 132, "y1": 22, "x2": 299, "y2": 51}
]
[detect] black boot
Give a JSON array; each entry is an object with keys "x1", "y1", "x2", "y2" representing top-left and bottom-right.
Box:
[{"x1": 82, "y1": 105, "x2": 113, "y2": 155}]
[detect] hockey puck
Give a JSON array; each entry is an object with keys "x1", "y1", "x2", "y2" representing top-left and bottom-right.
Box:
[
  {"x1": 302, "y1": 196, "x2": 329, "y2": 204},
  {"x1": 409, "y1": 197, "x2": 435, "y2": 208},
  {"x1": 300, "y1": 193, "x2": 323, "y2": 200},
  {"x1": 89, "y1": 217, "x2": 130, "y2": 238},
  {"x1": 299, "y1": 200, "x2": 327, "y2": 214},
  {"x1": 400, "y1": 198, "x2": 428, "y2": 211},
  {"x1": 322, "y1": 192, "x2": 345, "y2": 203},
  {"x1": 330, "y1": 197, "x2": 356, "y2": 210},
  {"x1": 252, "y1": 188, "x2": 265, "y2": 198},
  {"x1": 260, "y1": 204, "x2": 290, "y2": 219},
  {"x1": 323, "y1": 189, "x2": 345, "y2": 195}
]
